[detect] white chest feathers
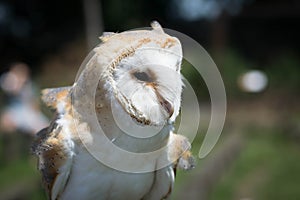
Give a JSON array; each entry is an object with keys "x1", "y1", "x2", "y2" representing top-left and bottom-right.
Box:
[{"x1": 60, "y1": 146, "x2": 174, "y2": 200}]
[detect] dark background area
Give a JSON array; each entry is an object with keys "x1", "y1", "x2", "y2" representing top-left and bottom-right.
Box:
[{"x1": 0, "y1": 0, "x2": 299, "y2": 71}]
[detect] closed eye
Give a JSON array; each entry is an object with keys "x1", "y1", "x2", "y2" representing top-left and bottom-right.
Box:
[{"x1": 133, "y1": 71, "x2": 153, "y2": 82}]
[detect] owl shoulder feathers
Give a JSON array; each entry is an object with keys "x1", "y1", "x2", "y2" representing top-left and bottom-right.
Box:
[
  {"x1": 32, "y1": 87, "x2": 75, "y2": 200},
  {"x1": 169, "y1": 133, "x2": 195, "y2": 171}
]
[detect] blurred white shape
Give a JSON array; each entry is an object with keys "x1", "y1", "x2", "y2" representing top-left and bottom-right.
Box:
[
  {"x1": 0, "y1": 72, "x2": 18, "y2": 92},
  {"x1": 239, "y1": 70, "x2": 268, "y2": 92},
  {"x1": 170, "y1": 0, "x2": 251, "y2": 21},
  {"x1": 172, "y1": 0, "x2": 221, "y2": 20},
  {"x1": 0, "y1": 63, "x2": 49, "y2": 134}
]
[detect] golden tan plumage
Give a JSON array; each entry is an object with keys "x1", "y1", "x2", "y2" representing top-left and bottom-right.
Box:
[{"x1": 32, "y1": 87, "x2": 75, "y2": 199}]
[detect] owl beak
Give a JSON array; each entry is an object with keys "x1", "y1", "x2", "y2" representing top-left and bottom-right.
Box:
[
  {"x1": 160, "y1": 99, "x2": 174, "y2": 118},
  {"x1": 153, "y1": 87, "x2": 174, "y2": 118}
]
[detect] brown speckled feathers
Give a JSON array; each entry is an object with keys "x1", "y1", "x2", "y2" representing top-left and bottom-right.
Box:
[{"x1": 32, "y1": 87, "x2": 74, "y2": 200}]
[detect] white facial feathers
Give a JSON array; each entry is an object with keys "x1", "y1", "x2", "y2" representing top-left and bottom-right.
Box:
[
  {"x1": 76, "y1": 22, "x2": 183, "y2": 126},
  {"x1": 113, "y1": 49, "x2": 183, "y2": 125}
]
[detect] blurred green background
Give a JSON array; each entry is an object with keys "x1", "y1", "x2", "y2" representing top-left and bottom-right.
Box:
[{"x1": 0, "y1": 0, "x2": 300, "y2": 199}]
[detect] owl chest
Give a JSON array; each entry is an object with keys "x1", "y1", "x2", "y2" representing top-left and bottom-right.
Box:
[{"x1": 61, "y1": 148, "x2": 155, "y2": 200}]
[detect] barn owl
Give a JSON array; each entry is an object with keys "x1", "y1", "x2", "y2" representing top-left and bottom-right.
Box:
[{"x1": 32, "y1": 21, "x2": 194, "y2": 200}]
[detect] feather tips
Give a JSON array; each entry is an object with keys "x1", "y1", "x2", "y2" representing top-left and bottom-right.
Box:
[{"x1": 41, "y1": 87, "x2": 72, "y2": 110}]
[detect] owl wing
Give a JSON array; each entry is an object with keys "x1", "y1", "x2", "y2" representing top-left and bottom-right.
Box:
[
  {"x1": 32, "y1": 87, "x2": 75, "y2": 200},
  {"x1": 169, "y1": 133, "x2": 195, "y2": 170}
]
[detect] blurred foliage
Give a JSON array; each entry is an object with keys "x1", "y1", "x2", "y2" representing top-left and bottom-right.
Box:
[
  {"x1": 0, "y1": 133, "x2": 46, "y2": 200},
  {"x1": 265, "y1": 53, "x2": 300, "y2": 92},
  {"x1": 211, "y1": 127, "x2": 300, "y2": 200},
  {"x1": 216, "y1": 50, "x2": 248, "y2": 96},
  {"x1": 181, "y1": 59, "x2": 210, "y2": 101},
  {"x1": 102, "y1": 0, "x2": 168, "y2": 30},
  {"x1": 214, "y1": 50, "x2": 300, "y2": 97}
]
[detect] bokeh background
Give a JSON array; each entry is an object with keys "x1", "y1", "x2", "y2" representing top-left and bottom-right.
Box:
[{"x1": 0, "y1": 0, "x2": 300, "y2": 199}]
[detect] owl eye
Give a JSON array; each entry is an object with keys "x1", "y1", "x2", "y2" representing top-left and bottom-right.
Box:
[{"x1": 133, "y1": 71, "x2": 153, "y2": 82}]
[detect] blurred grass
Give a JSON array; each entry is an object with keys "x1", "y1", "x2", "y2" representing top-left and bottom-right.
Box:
[
  {"x1": 0, "y1": 133, "x2": 46, "y2": 200},
  {"x1": 211, "y1": 128, "x2": 300, "y2": 200},
  {"x1": 0, "y1": 159, "x2": 36, "y2": 189}
]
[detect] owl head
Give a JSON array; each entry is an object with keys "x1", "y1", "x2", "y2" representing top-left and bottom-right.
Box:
[{"x1": 75, "y1": 22, "x2": 183, "y2": 127}]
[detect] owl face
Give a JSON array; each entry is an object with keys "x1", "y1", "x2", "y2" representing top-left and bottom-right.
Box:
[
  {"x1": 110, "y1": 39, "x2": 183, "y2": 126},
  {"x1": 75, "y1": 22, "x2": 183, "y2": 127}
]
